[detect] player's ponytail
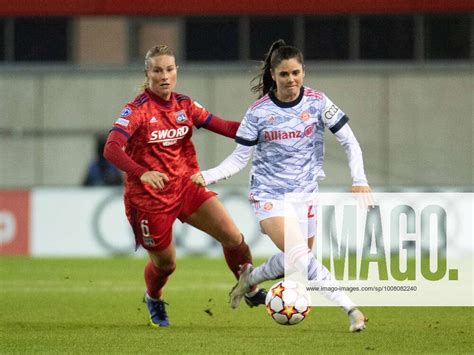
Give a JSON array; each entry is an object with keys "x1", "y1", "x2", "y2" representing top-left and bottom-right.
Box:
[
  {"x1": 250, "y1": 39, "x2": 305, "y2": 99},
  {"x1": 251, "y1": 39, "x2": 286, "y2": 98}
]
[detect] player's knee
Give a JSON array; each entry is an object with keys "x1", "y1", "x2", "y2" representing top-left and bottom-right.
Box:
[
  {"x1": 160, "y1": 262, "x2": 176, "y2": 275},
  {"x1": 220, "y1": 232, "x2": 243, "y2": 248},
  {"x1": 216, "y1": 221, "x2": 242, "y2": 247},
  {"x1": 151, "y1": 259, "x2": 176, "y2": 275},
  {"x1": 221, "y1": 233, "x2": 247, "y2": 250}
]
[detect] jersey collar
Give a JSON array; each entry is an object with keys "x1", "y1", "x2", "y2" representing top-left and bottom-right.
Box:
[
  {"x1": 269, "y1": 86, "x2": 304, "y2": 108},
  {"x1": 145, "y1": 88, "x2": 174, "y2": 109}
]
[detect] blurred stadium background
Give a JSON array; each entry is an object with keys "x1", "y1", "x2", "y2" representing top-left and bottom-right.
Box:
[{"x1": 0, "y1": 0, "x2": 472, "y2": 257}]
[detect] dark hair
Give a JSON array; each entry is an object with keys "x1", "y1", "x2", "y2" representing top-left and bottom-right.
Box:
[{"x1": 251, "y1": 39, "x2": 304, "y2": 98}]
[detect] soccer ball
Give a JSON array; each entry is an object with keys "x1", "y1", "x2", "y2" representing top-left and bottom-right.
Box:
[{"x1": 265, "y1": 280, "x2": 311, "y2": 325}]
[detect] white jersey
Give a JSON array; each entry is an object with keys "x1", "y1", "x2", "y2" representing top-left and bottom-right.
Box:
[{"x1": 235, "y1": 86, "x2": 349, "y2": 201}]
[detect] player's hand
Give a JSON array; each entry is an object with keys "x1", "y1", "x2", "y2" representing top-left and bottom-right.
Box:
[
  {"x1": 191, "y1": 172, "x2": 206, "y2": 187},
  {"x1": 140, "y1": 171, "x2": 169, "y2": 189},
  {"x1": 352, "y1": 185, "x2": 375, "y2": 210}
]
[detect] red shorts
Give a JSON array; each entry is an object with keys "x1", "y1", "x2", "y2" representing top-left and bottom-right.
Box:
[{"x1": 125, "y1": 182, "x2": 216, "y2": 251}]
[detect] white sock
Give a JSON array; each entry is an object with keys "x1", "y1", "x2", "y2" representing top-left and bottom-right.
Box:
[
  {"x1": 247, "y1": 247, "x2": 356, "y2": 313},
  {"x1": 306, "y1": 252, "x2": 356, "y2": 313},
  {"x1": 286, "y1": 244, "x2": 355, "y2": 312},
  {"x1": 248, "y1": 252, "x2": 285, "y2": 286}
]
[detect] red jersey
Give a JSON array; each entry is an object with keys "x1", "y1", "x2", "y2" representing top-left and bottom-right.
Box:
[{"x1": 111, "y1": 89, "x2": 212, "y2": 212}]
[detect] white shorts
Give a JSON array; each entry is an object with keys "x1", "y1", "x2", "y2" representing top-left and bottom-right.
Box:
[{"x1": 251, "y1": 199, "x2": 316, "y2": 240}]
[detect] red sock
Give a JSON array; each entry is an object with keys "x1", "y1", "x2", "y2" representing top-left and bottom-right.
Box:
[
  {"x1": 222, "y1": 235, "x2": 253, "y2": 280},
  {"x1": 144, "y1": 261, "x2": 175, "y2": 300}
]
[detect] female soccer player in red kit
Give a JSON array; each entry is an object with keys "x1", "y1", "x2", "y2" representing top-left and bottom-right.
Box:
[{"x1": 104, "y1": 45, "x2": 266, "y2": 327}]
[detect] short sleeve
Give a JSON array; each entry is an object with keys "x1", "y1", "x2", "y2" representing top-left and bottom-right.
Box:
[
  {"x1": 111, "y1": 105, "x2": 142, "y2": 139},
  {"x1": 235, "y1": 108, "x2": 259, "y2": 146},
  {"x1": 321, "y1": 94, "x2": 349, "y2": 134}
]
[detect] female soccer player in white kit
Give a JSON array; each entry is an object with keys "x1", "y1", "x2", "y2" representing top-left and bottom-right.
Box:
[{"x1": 192, "y1": 40, "x2": 371, "y2": 332}]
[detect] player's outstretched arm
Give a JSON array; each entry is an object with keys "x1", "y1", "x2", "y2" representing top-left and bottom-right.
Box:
[
  {"x1": 191, "y1": 144, "x2": 253, "y2": 186},
  {"x1": 201, "y1": 114, "x2": 240, "y2": 138}
]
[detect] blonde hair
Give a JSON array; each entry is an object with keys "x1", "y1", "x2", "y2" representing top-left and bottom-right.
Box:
[{"x1": 139, "y1": 45, "x2": 176, "y2": 92}]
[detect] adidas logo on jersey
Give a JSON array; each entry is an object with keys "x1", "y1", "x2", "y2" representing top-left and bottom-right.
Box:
[
  {"x1": 149, "y1": 117, "x2": 158, "y2": 123},
  {"x1": 149, "y1": 126, "x2": 190, "y2": 143}
]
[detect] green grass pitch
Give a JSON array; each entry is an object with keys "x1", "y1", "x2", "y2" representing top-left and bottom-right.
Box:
[{"x1": 1, "y1": 256, "x2": 472, "y2": 353}]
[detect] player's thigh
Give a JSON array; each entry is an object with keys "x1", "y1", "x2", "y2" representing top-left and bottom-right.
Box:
[
  {"x1": 259, "y1": 217, "x2": 285, "y2": 251},
  {"x1": 184, "y1": 196, "x2": 242, "y2": 247},
  {"x1": 255, "y1": 200, "x2": 308, "y2": 251},
  {"x1": 125, "y1": 205, "x2": 176, "y2": 253},
  {"x1": 261, "y1": 215, "x2": 307, "y2": 253}
]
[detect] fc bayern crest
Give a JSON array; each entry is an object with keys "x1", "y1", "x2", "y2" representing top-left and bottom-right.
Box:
[
  {"x1": 300, "y1": 111, "x2": 310, "y2": 121},
  {"x1": 175, "y1": 110, "x2": 188, "y2": 123}
]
